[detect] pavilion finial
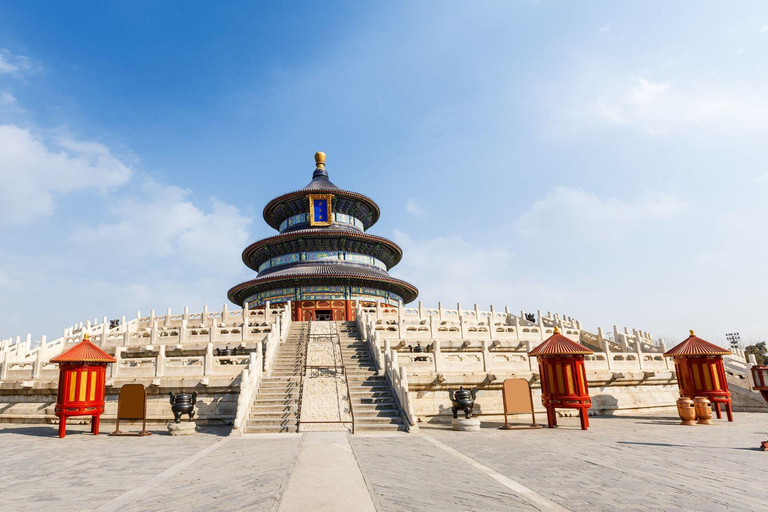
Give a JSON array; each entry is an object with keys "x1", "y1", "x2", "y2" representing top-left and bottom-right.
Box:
[
  {"x1": 554, "y1": 326, "x2": 560, "y2": 334},
  {"x1": 689, "y1": 329, "x2": 695, "y2": 337},
  {"x1": 314, "y1": 152, "x2": 326, "y2": 170}
]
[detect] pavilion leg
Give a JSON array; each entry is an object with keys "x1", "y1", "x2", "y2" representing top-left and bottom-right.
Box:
[
  {"x1": 726, "y1": 402, "x2": 734, "y2": 422},
  {"x1": 92, "y1": 415, "x2": 100, "y2": 435},
  {"x1": 547, "y1": 407, "x2": 557, "y2": 428},
  {"x1": 714, "y1": 403, "x2": 722, "y2": 419},
  {"x1": 58, "y1": 417, "x2": 66, "y2": 438},
  {"x1": 580, "y1": 409, "x2": 589, "y2": 430}
]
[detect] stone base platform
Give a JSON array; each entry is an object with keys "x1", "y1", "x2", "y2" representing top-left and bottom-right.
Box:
[
  {"x1": 451, "y1": 417, "x2": 481, "y2": 431},
  {"x1": 167, "y1": 421, "x2": 197, "y2": 436}
]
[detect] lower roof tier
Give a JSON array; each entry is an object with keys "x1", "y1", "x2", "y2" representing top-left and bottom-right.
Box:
[{"x1": 227, "y1": 264, "x2": 418, "y2": 306}]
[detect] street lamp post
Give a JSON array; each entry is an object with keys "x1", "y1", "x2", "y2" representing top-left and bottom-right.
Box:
[{"x1": 725, "y1": 332, "x2": 741, "y2": 351}]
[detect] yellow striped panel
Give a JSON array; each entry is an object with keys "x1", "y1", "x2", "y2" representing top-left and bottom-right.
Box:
[
  {"x1": 547, "y1": 365, "x2": 555, "y2": 396},
  {"x1": 555, "y1": 363, "x2": 564, "y2": 394},
  {"x1": 89, "y1": 371, "x2": 97, "y2": 401},
  {"x1": 692, "y1": 364, "x2": 702, "y2": 390},
  {"x1": 68, "y1": 372, "x2": 77, "y2": 402},
  {"x1": 711, "y1": 364, "x2": 721, "y2": 390},
  {"x1": 78, "y1": 372, "x2": 87, "y2": 402},
  {"x1": 565, "y1": 365, "x2": 575, "y2": 394}
]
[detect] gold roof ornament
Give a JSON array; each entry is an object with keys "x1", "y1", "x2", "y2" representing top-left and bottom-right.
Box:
[{"x1": 315, "y1": 151, "x2": 326, "y2": 170}]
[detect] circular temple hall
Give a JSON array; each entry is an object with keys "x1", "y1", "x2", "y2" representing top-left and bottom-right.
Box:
[{"x1": 228, "y1": 152, "x2": 418, "y2": 321}]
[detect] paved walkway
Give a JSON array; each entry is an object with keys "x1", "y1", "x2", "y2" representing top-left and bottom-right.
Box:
[{"x1": 0, "y1": 413, "x2": 766, "y2": 511}]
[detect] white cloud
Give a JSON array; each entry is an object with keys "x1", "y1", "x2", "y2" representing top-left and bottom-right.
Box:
[
  {"x1": 70, "y1": 178, "x2": 252, "y2": 274},
  {"x1": 600, "y1": 22, "x2": 613, "y2": 33},
  {"x1": 392, "y1": 230, "x2": 515, "y2": 304},
  {"x1": 514, "y1": 187, "x2": 686, "y2": 239},
  {"x1": 0, "y1": 92, "x2": 17, "y2": 108},
  {"x1": 0, "y1": 125, "x2": 132, "y2": 225},
  {"x1": 0, "y1": 49, "x2": 38, "y2": 78},
  {"x1": 736, "y1": 48, "x2": 745, "y2": 56},
  {"x1": 579, "y1": 75, "x2": 768, "y2": 136},
  {"x1": 406, "y1": 198, "x2": 423, "y2": 215},
  {"x1": 757, "y1": 173, "x2": 768, "y2": 182}
]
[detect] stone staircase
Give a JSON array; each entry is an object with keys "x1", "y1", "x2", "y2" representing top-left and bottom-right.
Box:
[
  {"x1": 245, "y1": 322, "x2": 308, "y2": 433},
  {"x1": 338, "y1": 321, "x2": 406, "y2": 432}
]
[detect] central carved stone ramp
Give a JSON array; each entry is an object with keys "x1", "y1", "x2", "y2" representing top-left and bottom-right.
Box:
[
  {"x1": 337, "y1": 321, "x2": 406, "y2": 432},
  {"x1": 245, "y1": 322, "x2": 308, "y2": 433}
]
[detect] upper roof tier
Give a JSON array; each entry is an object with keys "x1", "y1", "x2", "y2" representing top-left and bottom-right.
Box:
[{"x1": 263, "y1": 153, "x2": 380, "y2": 231}]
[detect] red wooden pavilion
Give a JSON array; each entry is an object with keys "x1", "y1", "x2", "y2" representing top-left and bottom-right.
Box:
[
  {"x1": 664, "y1": 330, "x2": 733, "y2": 421},
  {"x1": 50, "y1": 334, "x2": 116, "y2": 438},
  {"x1": 529, "y1": 327, "x2": 594, "y2": 430}
]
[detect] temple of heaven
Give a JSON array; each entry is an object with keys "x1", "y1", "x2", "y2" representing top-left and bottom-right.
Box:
[{"x1": 227, "y1": 152, "x2": 418, "y2": 321}]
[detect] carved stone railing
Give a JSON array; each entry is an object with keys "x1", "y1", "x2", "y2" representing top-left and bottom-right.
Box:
[
  {"x1": 232, "y1": 305, "x2": 291, "y2": 434},
  {"x1": 0, "y1": 302, "x2": 291, "y2": 383}
]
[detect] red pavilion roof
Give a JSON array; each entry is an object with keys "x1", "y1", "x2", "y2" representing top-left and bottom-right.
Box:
[
  {"x1": 663, "y1": 331, "x2": 731, "y2": 357},
  {"x1": 50, "y1": 335, "x2": 116, "y2": 363},
  {"x1": 529, "y1": 329, "x2": 594, "y2": 356}
]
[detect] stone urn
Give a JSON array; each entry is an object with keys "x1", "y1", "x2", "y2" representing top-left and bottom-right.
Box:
[
  {"x1": 216, "y1": 346, "x2": 237, "y2": 364},
  {"x1": 410, "y1": 342, "x2": 428, "y2": 362},
  {"x1": 676, "y1": 397, "x2": 696, "y2": 426},
  {"x1": 449, "y1": 386, "x2": 477, "y2": 419},
  {"x1": 694, "y1": 396, "x2": 713, "y2": 425},
  {"x1": 169, "y1": 391, "x2": 197, "y2": 423}
]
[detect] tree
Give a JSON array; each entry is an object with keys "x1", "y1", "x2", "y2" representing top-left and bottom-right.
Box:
[{"x1": 744, "y1": 341, "x2": 767, "y2": 364}]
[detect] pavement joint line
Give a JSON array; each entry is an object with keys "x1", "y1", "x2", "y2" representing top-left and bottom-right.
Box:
[
  {"x1": 422, "y1": 435, "x2": 571, "y2": 512},
  {"x1": 96, "y1": 436, "x2": 231, "y2": 512},
  {"x1": 347, "y1": 433, "x2": 385, "y2": 512}
]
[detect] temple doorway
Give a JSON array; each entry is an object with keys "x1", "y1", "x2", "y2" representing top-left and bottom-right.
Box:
[{"x1": 315, "y1": 310, "x2": 332, "y2": 321}]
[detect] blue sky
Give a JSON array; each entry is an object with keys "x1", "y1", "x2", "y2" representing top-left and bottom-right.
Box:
[{"x1": 1, "y1": 2, "x2": 768, "y2": 346}]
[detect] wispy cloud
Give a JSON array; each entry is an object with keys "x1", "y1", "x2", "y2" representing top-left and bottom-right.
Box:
[
  {"x1": 0, "y1": 125, "x2": 133, "y2": 225},
  {"x1": 600, "y1": 22, "x2": 613, "y2": 33},
  {"x1": 406, "y1": 198, "x2": 423, "y2": 215},
  {"x1": 514, "y1": 187, "x2": 686, "y2": 240},
  {"x1": 0, "y1": 49, "x2": 39, "y2": 78}
]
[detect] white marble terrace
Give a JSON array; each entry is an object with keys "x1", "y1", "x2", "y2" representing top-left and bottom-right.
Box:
[
  {"x1": 354, "y1": 301, "x2": 751, "y2": 380},
  {"x1": 0, "y1": 302, "x2": 292, "y2": 384}
]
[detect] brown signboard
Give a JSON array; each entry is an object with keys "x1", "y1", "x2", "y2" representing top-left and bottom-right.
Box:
[
  {"x1": 109, "y1": 383, "x2": 151, "y2": 436},
  {"x1": 500, "y1": 378, "x2": 541, "y2": 429}
]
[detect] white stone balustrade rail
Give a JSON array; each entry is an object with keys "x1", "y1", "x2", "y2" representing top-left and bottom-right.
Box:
[
  {"x1": 0, "y1": 302, "x2": 291, "y2": 383},
  {"x1": 355, "y1": 303, "x2": 418, "y2": 431},
  {"x1": 353, "y1": 304, "x2": 707, "y2": 378}
]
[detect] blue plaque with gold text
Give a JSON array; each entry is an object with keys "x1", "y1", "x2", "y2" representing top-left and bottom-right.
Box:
[{"x1": 308, "y1": 194, "x2": 334, "y2": 226}]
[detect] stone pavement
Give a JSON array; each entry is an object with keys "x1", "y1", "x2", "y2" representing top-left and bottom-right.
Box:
[{"x1": 0, "y1": 413, "x2": 766, "y2": 511}]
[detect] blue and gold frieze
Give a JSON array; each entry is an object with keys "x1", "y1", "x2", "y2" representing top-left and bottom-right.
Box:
[
  {"x1": 279, "y1": 212, "x2": 364, "y2": 232},
  {"x1": 257, "y1": 251, "x2": 388, "y2": 273}
]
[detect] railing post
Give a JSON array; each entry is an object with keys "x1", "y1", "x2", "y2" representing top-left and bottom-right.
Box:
[
  {"x1": 113, "y1": 347, "x2": 123, "y2": 378},
  {"x1": 438, "y1": 301, "x2": 444, "y2": 321},
  {"x1": 180, "y1": 319, "x2": 188, "y2": 344},
  {"x1": 636, "y1": 343, "x2": 644, "y2": 371},
  {"x1": 526, "y1": 340, "x2": 534, "y2": 371},
  {"x1": 149, "y1": 319, "x2": 158, "y2": 346},
  {"x1": 32, "y1": 335, "x2": 46, "y2": 379},
  {"x1": 397, "y1": 305, "x2": 403, "y2": 339},
  {"x1": 603, "y1": 341, "x2": 613, "y2": 371},
  {"x1": 205, "y1": 343, "x2": 214, "y2": 375},
  {"x1": 0, "y1": 350, "x2": 7, "y2": 381},
  {"x1": 257, "y1": 341, "x2": 265, "y2": 370},
  {"x1": 418, "y1": 300, "x2": 424, "y2": 320},
  {"x1": 156, "y1": 345, "x2": 166, "y2": 377},
  {"x1": 433, "y1": 339, "x2": 442, "y2": 373},
  {"x1": 481, "y1": 339, "x2": 490, "y2": 372}
]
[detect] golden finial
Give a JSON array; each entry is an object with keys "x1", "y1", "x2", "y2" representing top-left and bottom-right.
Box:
[
  {"x1": 689, "y1": 329, "x2": 694, "y2": 337},
  {"x1": 83, "y1": 333, "x2": 90, "y2": 341},
  {"x1": 314, "y1": 152, "x2": 326, "y2": 170},
  {"x1": 554, "y1": 326, "x2": 560, "y2": 334}
]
